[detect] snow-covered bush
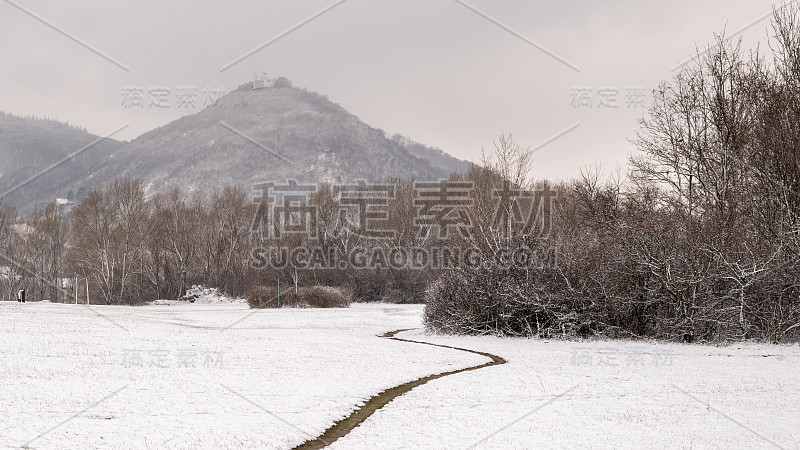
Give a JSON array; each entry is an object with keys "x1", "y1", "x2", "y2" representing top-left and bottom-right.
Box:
[
  {"x1": 246, "y1": 285, "x2": 278, "y2": 309},
  {"x1": 303, "y1": 286, "x2": 351, "y2": 308},
  {"x1": 424, "y1": 247, "x2": 570, "y2": 337},
  {"x1": 246, "y1": 285, "x2": 351, "y2": 309},
  {"x1": 180, "y1": 285, "x2": 241, "y2": 304}
]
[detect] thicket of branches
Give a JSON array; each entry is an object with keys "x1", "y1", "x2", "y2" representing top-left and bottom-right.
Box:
[{"x1": 425, "y1": 7, "x2": 800, "y2": 343}]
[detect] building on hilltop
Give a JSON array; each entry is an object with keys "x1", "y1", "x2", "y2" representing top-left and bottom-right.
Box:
[{"x1": 253, "y1": 72, "x2": 276, "y2": 90}]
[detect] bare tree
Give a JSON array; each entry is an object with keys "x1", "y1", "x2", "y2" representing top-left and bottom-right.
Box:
[
  {"x1": 152, "y1": 187, "x2": 202, "y2": 299},
  {"x1": 0, "y1": 202, "x2": 24, "y2": 301},
  {"x1": 26, "y1": 203, "x2": 69, "y2": 301},
  {"x1": 68, "y1": 179, "x2": 151, "y2": 304}
]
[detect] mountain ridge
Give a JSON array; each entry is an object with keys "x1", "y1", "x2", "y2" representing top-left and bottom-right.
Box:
[{"x1": 0, "y1": 79, "x2": 473, "y2": 213}]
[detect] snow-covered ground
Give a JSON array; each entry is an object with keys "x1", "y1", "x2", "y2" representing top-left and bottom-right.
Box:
[
  {"x1": 333, "y1": 330, "x2": 800, "y2": 450},
  {"x1": 1, "y1": 301, "x2": 798, "y2": 449},
  {"x1": 0, "y1": 302, "x2": 482, "y2": 449}
]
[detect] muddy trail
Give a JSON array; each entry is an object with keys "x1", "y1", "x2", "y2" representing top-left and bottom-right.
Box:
[{"x1": 293, "y1": 329, "x2": 507, "y2": 449}]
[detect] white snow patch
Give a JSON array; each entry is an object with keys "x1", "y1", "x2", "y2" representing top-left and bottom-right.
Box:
[
  {"x1": 0, "y1": 303, "x2": 481, "y2": 449},
  {"x1": 148, "y1": 285, "x2": 246, "y2": 305},
  {"x1": 331, "y1": 330, "x2": 800, "y2": 449}
]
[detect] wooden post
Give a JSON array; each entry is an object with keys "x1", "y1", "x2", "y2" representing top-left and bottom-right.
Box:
[
  {"x1": 86, "y1": 278, "x2": 89, "y2": 305},
  {"x1": 75, "y1": 276, "x2": 78, "y2": 304},
  {"x1": 277, "y1": 278, "x2": 280, "y2": 308}
]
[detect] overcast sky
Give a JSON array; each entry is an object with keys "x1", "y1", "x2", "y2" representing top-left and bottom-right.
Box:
[{"x1": 0, "y1": 0, "x2": 785, "y2": 181}]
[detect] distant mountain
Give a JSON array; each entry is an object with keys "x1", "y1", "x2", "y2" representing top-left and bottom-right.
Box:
[
  {"x1": 0, "y1": 112, "x2": 123, "y2": 213},
  {"x1": 0, "y1": 78, "x2": 472, "y2": 213}
]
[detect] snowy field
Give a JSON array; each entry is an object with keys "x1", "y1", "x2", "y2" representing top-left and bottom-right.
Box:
[
  {"x1": 336, "y1": 331, "x2": 800, "y2": 449},
  {"x1": 1, "y1": 301, "x2": 799, "y2": 449}
]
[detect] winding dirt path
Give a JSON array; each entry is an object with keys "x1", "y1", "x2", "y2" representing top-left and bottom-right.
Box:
[{"x1": 293, "y1": 329, "x2": 507, "y2": 450}]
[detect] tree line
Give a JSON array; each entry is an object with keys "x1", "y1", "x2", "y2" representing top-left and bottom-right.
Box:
[{"x1": 0, "y1": 182, "x2": 257, "y2": 305}]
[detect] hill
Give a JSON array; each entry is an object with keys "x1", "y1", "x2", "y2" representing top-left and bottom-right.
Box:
[
  {"x1": 0, "y1": 79, "x2": 472, "y2": 213},
  {"x1": 0, "y1": 112, "x2": 123, "y2": 212}
]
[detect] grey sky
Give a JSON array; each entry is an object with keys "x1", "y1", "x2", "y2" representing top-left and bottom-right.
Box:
[{"x1": 0, "y1": 0, "x2": 783, "y2": 181}]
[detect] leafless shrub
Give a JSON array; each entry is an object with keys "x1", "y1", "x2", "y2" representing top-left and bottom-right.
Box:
[{"x1": 303, "y1": 285, "x2": 351, "y2": 308}]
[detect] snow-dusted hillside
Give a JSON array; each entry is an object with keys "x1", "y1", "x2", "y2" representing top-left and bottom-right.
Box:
[
  {"x1": 0, "y1": 81, "x2": 471, "y2": 213},
  {"x1": 0, "y1": 112, "x2": 123, "y2": 213},
  {"x1": 68, "y1": 81, "x2": 469, "y2": 199}
]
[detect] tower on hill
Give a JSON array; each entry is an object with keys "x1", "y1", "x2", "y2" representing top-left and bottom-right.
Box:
[{"x1": 253, "y1": 72, "x2": 276, "y2": 90}]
